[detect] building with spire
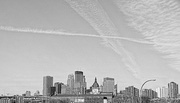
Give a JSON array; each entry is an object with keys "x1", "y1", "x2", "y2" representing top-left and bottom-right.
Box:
[{"x1": 91, "y1": 77, "x2": 100, "y2": 94}]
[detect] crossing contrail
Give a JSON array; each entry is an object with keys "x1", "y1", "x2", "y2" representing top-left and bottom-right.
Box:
[
  {"x1": 0, "y1": 26, "x2": 152, "y2": 44},
  {"x1": 64, "y1": 0, "x2": 143, "y2": 79}
]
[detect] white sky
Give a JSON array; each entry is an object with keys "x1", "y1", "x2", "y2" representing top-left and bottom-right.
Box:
[{"x1": 0, "y1": 0, "x2": 180, "y2": 95}]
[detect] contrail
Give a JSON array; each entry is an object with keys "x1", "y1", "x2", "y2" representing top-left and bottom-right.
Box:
[
  {"x1": 0, "y1": 26, "x2": 152, "y2": 44},
  {"x1": 64, "y1": 0, "x2": 143, "y2": 79}
]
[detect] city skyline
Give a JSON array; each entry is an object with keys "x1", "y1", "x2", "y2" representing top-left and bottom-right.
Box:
[{"x1": 1, "y1": 0, "x2": 180, "y2": 95}]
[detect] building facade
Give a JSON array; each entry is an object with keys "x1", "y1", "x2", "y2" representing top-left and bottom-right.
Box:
[
  {"x1": 74, "y1": 71, "x2": 86, "y2": 94},
  {"x1": 43, "y1": 76, "x2": 53, "y2": 96},
  {"x1": 50, "y1": 86, "x2": 56, "y2": 96},
  {"x1": 91, "y1": 77, "x2": 100, "y2": 94},
  {"x1": 103, "y1": 77, "x2": 114, "y2": 93},
  {"x1": 156, "y1": 87, "x2": 168, "y2": 98},
  {"x1": 54, "y1": 82, "x2": 62, "y2": 95},
  {"x1": 75, "y1": 71, "x2": 83, "y2": 83},
  {"x1": 67, "y1": 74, "x2": 74, "y2": 94},
  {"x1": 161, "y1": 87, "x2": 168, "y2": 98},
  {"x1": 156, "y1": 87, "x2": 161, "y2": 98},
  {"x1": 142, "y1": 89, "x2": 157, "y2": 99},
  {"x1": 125, "y1": 86, "x2": 139, "y2": 97},
  {"x1": 168, "y1": 82, "x2": 179, "y2": 98}
]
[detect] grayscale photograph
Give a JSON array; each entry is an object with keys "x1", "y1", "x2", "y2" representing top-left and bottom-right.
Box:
[{"x1": 0, "y1": 0, "x2": 180, "y2": 103}]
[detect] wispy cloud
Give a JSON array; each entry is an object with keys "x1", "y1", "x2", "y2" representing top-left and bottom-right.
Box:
[
  {"x1": 0, "y1": 26, "x2": 152, "y2": 44},
  {"x1": 64, "y1": 0, "x2": 143, "y2": 78},
  {"x1": 114, "y1": 0, "x2": 180, "y2": 71}
]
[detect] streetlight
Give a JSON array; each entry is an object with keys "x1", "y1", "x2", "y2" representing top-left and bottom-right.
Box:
[{"x1": 140, "y1": 79, "x2": 156, "y2": 103}]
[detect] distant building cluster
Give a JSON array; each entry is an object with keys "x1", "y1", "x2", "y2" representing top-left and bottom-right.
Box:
[
  {"x1": 142, "y1": 89, "x2": 157, "y2": 99},
  {"x1": 120, "y1": 86, "x2": 139, "y2": 97},
  {"x1": 42, "y1": 71, "x2": 180, "y2": 100},
  {"x1": 156, "y1": 82, "x2": 179, "y2": 98},
  {"x1": 1, "y1": 71, "x2": 180, "y2": 103},
  {"x1": 43, "y1": 71, "x2": 116, "y2": 96}
]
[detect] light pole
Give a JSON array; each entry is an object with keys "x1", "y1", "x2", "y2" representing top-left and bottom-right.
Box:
[{"x1": 140, "y1": 79, "x2": 156, "y2": 103}]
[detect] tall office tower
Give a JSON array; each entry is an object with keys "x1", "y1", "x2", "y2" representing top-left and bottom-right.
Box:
[
  {"x1": 74, "y1": 71, "x2": 86, "y2": 94},
  {"x1": 54, "y1": 82, "x2": 62, "y2": 95},
  {"x1": 75, "y1": 71, "x2": 83, "y2": 83},
  {"x1": 82, "y1": 75, "x2": 87, "y2": 94},
  {"x1": 125, "y1": 86, "x2": 139, "y2": 97},
  {"x1": 156, "y1": 87, "x2": 168, "y2": 98},
  {"x1": 156, "y1": 87, "x2": 161, "y2": 98},
  {"x1": 103, "y1": 77, "x2": 115, "y2": 93},
  {"x1": 151, "y1": 89, "x2": 158, "y2": 98},
  {"x1": 162, "y1": 87, "x2": 168, "y2": 98},
  {"x1": 67, "y1": 74, "x2": 74, "y2": 94},
  {"x1": 168, "y1": 82, "x2": 179, "y2": 98},
  {"x1": 61, "y1": 84, "x2": 67, "y2": 94},
  {"x1": 43, "y1": 76, "x2": 53, "y2": 96}
]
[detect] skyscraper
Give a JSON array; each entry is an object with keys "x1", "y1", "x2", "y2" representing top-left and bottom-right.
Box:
[
  {"x1": 43, "y1": 76, "x2": 53, "y2": 96},
  {"x1": 156, "y1": 87, "x2": 168, "y2": 98},
  {"x1": 54, "y1": 82, "x2": 62, "y2": 95},
  {"x1": 102, "y1": 77, "x2": 114, "y2": 93},
  {"x1": 67, "y1": 74, "x2": 74, "y2": 94},
  {"x1": 75, "y1": 71, "x2": 83, "y2": 83},
  {"x1": 61, "y1": 84, "x2": 67, "y2": 94},
  {"x1": 125, "y1": 86, "x2": 139, "y2": 97},
  {"x1": 162, "y1": 87, "x2": 168, "y2": 98},
  {"x1": 156, "y1": 87, "x2": 161, "y2": 98},
  {"x1": 74, "y1": 71, "x2": 86, "y2": 94},
  {"x1": 168, "y1": 82, "x2": 179, "y2": 98}
]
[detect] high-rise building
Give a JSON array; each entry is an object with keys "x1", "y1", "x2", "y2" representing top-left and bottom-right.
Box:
[
  {"x1": 142, "y1": 89, "x2": 157, "y2": 99},
  {"x1": 82, "y1": 75, "x2": 87, "y2": 94},
  {"x1": 74, "y1": 71, "x2": 86, "y2": 94},
  {"x1": 67, "y1": 74, "x2": 74, "y2": 94},
  {"x1": 54, "y1": 82, "x2": 62, "y2": 95},
  {"x1": 162, "y1": 87, "x2": 168, "y2": 98},
  {"x1": 75, "y1": 71, "x2": 83, "y2": 83},
  {"x1": 125, "y1": 86, "x2": 139, "y2": 97},
  {"x1": 43, "y1": 76, "x2": 53, "y2": 96},
  {"x1": 168, "y1": 82, "x2": 179, "y2": 98},
  {"x1": 50, "y1": 86, "x2": 56, "y2": 96},
  {"x1": 61, "y1": 84, "x2": 67, "y2": 94},
  {"x1": 103, "y1": 77, "x2": 114, "y2": 93},
  {"x1": 156, "y1": 87, "x2": 168, "y2": 98},
  {"x1": 156, "y1": 87, "x2": 161, "y2": 98}
]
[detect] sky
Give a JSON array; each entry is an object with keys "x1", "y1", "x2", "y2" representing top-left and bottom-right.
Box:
[{"x1": 0, "y1": 0, "x2": 180, "y2": 95}]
